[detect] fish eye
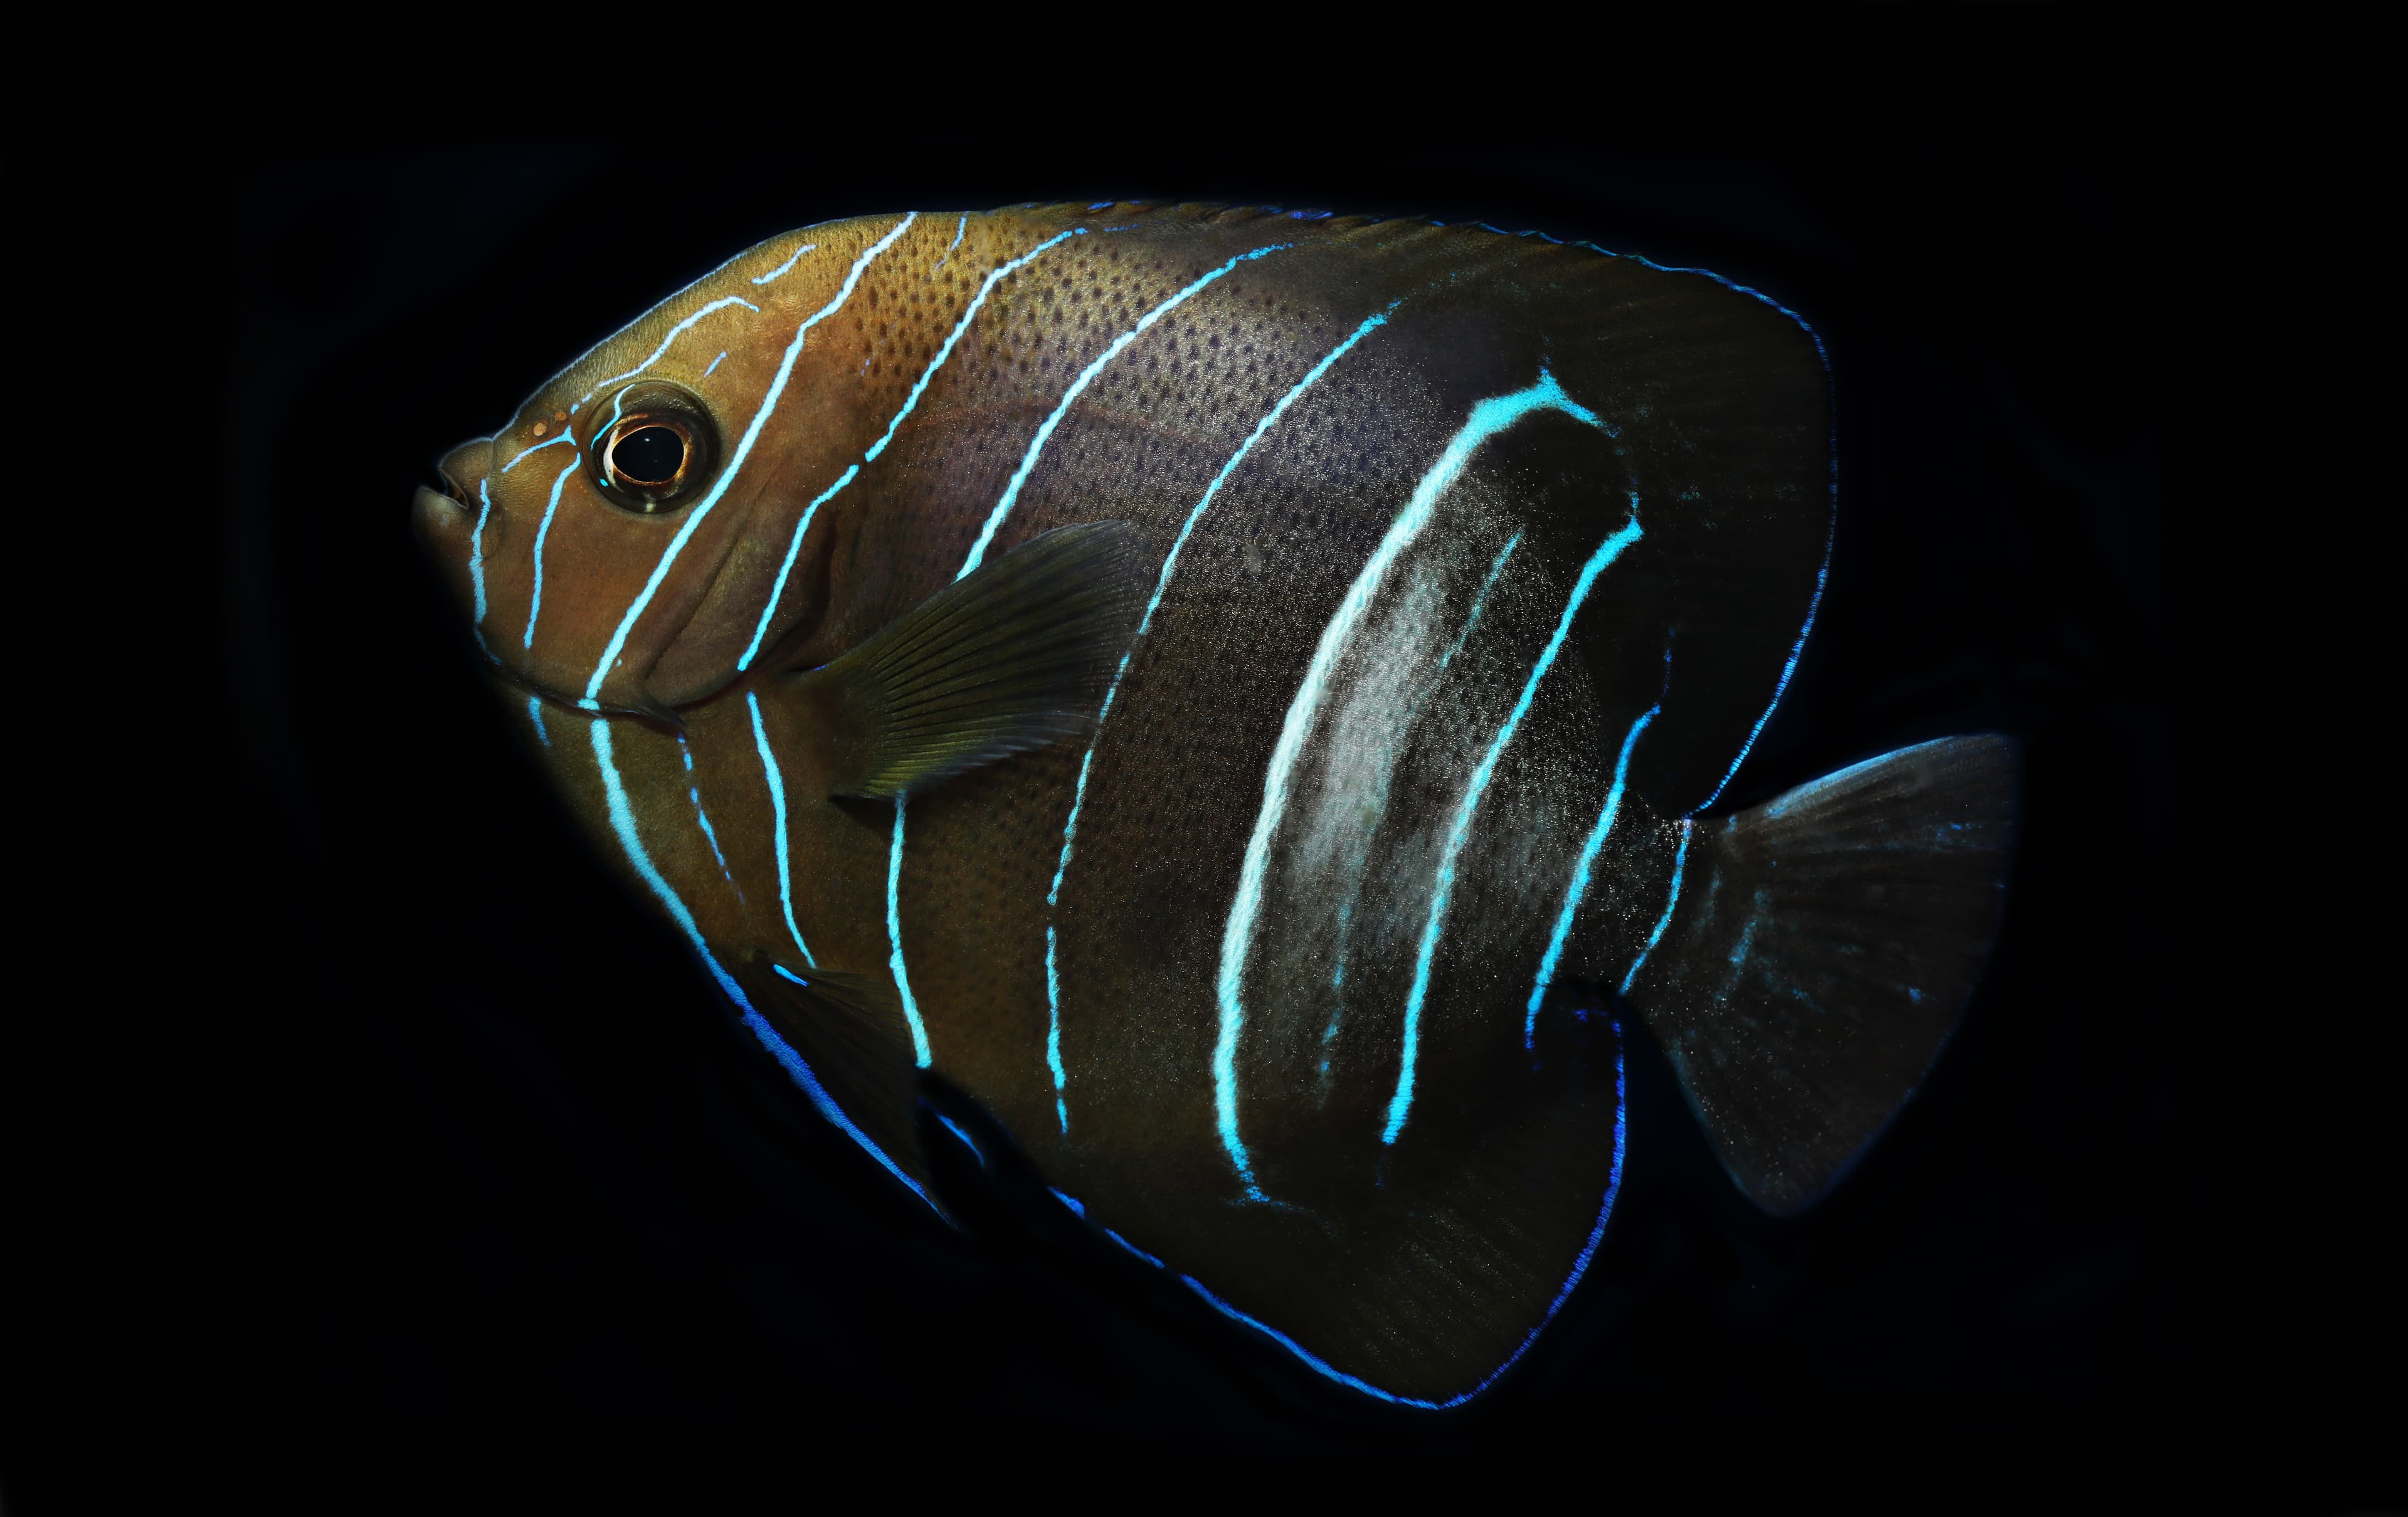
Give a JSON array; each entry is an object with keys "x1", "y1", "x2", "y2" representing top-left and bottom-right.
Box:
[{"x1": 591, "y1": 383, "x2": 719, "y2": 514}]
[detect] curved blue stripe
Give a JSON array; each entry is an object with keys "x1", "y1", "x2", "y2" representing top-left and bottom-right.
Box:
[
  {"x1": 1036, "y1": 303, "x2": 1398, "y2": 1178},
  {"x1": 1222, "y1": 367, "x2": 1606, "y2": 1183},
  {"x1": 526, "y1": 694, "x2": 549, "y2": 746},
  {"x1": 1386, "y1": 505, "x2": 1642, "y2": 1144},
  {"x1": 934, "y1": 214, "x2": 967, "y2": 270},
  {"x1": 520, "y1": 455, "x2": 581, "y2": 648},
  {"x1": 735, "y1": 227, "x2": 1089, "y2": 674},
  {"x1": 736, "y1": 465, "x2": 859, "y2": 672},
  {"x1": 1525, "y1": 703, "x2": 1659, "y2": 1047},
  {"x1": 1693, "y1": 512, "x2": 1832, "y2": 812},
  {"x1": 468, "y1": 478, "x2": 495, "y2": 633},
  {"x1": 497, "y1": 431, "x2": 574, "y2": 476},
  {"x1": 750, "y1": 240, "x2": 819, "y2": 285},
  {"x1": 956, "y1": 242, "x2": 1292, "y2": 580},
  {"x1": 1062, "y1": 1021, "x2": 1627, "y2": 1409},
  {"x1": 1620, "y1": 818, "x2": 1694, "y2": 996},
  {"x1": 746, "y1": 691, "x2": 816, "y2": 968},
  {"x1": 587, "y1": 718, "x2": 928, "y2": 1207},
  {"x1": 574, "y1": 294, "x2": 759, "y2": 408},
  {"x1": 885, "y1": 797, "x2": 932, "y2": 1067},
  {"x1": 583, "y1": 214, "x2": 917, "y2": 707}
]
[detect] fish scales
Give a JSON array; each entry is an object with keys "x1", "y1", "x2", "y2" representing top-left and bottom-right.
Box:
[{"x1": 414, "y1": 202, "x2": 2018, "y2": 1404}]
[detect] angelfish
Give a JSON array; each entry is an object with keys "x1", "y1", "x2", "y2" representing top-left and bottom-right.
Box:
[{"x1": 413, "y1": 203, "x2": 2019, "y2": 1406}]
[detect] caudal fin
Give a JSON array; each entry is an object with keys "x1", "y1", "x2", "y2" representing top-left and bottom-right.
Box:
[{"x1": 1628, "y1": 735, "x2": 2019, "y2": 1214}]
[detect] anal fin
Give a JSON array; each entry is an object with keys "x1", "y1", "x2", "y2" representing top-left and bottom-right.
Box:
[{"x1": 799, "y1": 521, "x2": 1144, "y2": 798}]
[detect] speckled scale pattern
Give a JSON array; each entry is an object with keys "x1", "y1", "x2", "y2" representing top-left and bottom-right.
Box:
[{"x1": 417, "y1": 201, "x2": 1863, "y2": 1402}]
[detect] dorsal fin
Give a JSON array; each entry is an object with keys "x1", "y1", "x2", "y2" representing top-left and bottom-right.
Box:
[{"x1": 799, "y1": 521, "x2": 1144, "y2": 798}]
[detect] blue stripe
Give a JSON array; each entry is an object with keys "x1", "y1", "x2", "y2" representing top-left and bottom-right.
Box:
[
  {"x1": 735, "y1": 227, "x2": 1087, "y2": 674},
  {"x1": 588, "y1": 717, "x2": 928, "y2": 1207},
  {"x1": 583, "y1": 214, "x2": 918, "y2": 708},
  {"x1": 497, "y1": 431, "x2": 574, "y2": 475},
  {"x1": 886, "y1": 796, "x2": 932, "y2": 1067},
  {"x1": 746, "y1": 691, "x2": 816, "y2": 969},
  {"x1": 934, "y1": 214, "x2": 966, "y2": 268},
  {"x1": 526, "y1": 694, "x2": 550, "y2": 746},
  {"x1": 703, "y1": 351, "x2": 726, "y2": 378},
  {"x1": 1216, "y1": 366, "x2": 1605, "y2": 1181},
  {"x1": 736, "y1": 465, "x2": 859, "y2": 672},
  {"x1": 1439, "y1": 533, "x2": 1519, "y2": 671},
  {"x1": 867, "y1": 228, "x2": 1083, "y2": 465},
  {"x1": 1386, "y1": 505, "x2": 1642, "y2": 1145},
  {"x1": 520, "y1": 455, "x2": 581, "y2": 648},
  {"x1": 468, "y1": 478, "x2": 495, "y2": 632},
  {"x1": 750, "y1": 240, "x2": 819, "y2": 285},
  {"x1": 677, "y1": 735, "x2": 739, "y2": 894},
  {"x1": 1694, "y1": 513, "x2": 1832, "y2": 812},
  {"x1": 1620, "y1": 819, "x2": 1694, "y2": 996},
  {"x1": 576, "y1": 295, "x2": 758, "y2": 408},
  {"x1": 1036, "y1": 304, "x2": 1395, "y2": 1186},
  {"x1": 956, "y1": 242, "x2": 1292, "y2": 580},
  {"x1": 1525, "y1": 703, "x2": 1659, "y2": 1047},
  {"x1": 1060, "y1": 1020, "x2": 1627, "y2": 1409}
]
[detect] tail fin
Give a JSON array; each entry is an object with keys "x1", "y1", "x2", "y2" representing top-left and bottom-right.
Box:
[{"x1": 1629, "y1": 735, "x2": 2019, "y2": 1214}]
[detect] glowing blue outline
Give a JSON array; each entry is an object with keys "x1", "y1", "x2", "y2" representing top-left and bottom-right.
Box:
[
  {"x1": 1055, "y1": 1020, "x2": 1627, "y2": 1409},
  {"x1": 583, "y1": 213, "x2": 917, "y2": 708},
  {"x1": 1693, "y1": 514, "x2": 1833, "y2": 812},
  {"x1": 1525, "y1": 703, "x2": 1658, "y2": 1047},
  {"x1": 1565, "y1": 240, "x2": 1835, "y2": 816},
  {"x1": 746, "y1": 691, "x2": 816, "y2": 969},
  {"x1": 575, "y1": 294, "x2": 759, "y2": 406},
  {"x1": 520, "y1": 455, "x2": 581, "y2": 648},
  {"x1": 1038, "y1": 302, "x2": 1397, "y2": 1144},
  {"x1": 750, "y1": 241, "x2": 819, "y2": 285},
  {"x1": 956, "y1": 242, "x2": 1292, "y2": 580},
  {"x1": 1619, "y1": 818, "x2": 1694, "y2": 996},
  {"x1": 518, "y1": 241, "x2": 762, "y2": 410},
  {"x1": 886, "y1": 796, "x2": 932, "y2": 1067},
  {"x1": 936, "y1": 1113, "x2": 984, "y2": 1166},
  {"x1": 1386, "y1": 507, "x2": 1642, "y2": 1145},
  {"x1": 1218, "y1": 369, "x2": 1600, "y2": 1185},
  {"x1": 588, "y1": 717, "x2": 928, "y2": 1207}
]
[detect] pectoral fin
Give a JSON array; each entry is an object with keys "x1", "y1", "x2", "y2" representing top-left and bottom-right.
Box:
[{"x1": 801, "y1": 521, "x2": 1145, "y2": 798}]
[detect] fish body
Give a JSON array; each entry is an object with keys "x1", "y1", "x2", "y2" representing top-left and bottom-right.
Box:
[{"x1": 414, "y1": 203, "x2": 2018, "y2": 1404}]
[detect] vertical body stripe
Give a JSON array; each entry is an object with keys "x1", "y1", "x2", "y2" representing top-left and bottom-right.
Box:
[
  {"x1": 588, "y1": 718, "x2": 927, "y2": 1206},
  {"x1": 1525, "y1": 702, "x2": 1659, "y2": 1045},
  {"x1": 737, "y1": 226, "x2": 1088, "y2": 672},
  {"x1": 526, "y1": 694, "x2": 550, "y2": 746},
  {"x1": 521, "y1": 455, "x2": 581, "y2": 648},
  {"x1": 1038, "y1": 304, "x2": 1395, "y2": 1138},
  {"x1": 956, "y1": 242, "x2": 1291, "y2": 580},
  {"x1": 746, "y1": 692, "x2": 816, "y2": 969},
  {"x1": 1385, "y1": 506, "x2": 1642, "y2": 1144},
  {"x1": 583, "y1": 213, "x2": 917, "y2": 707},
  {"x1": 1218, "y1": 369, "x2": 1603, "y2": 1183},
  {"x1": 469, "y1": 479, "x2": 495, "y2": 633},
  {"x1": 887, "y1": 796, "x2": 932, "y2": 1067},
  {"x1": 679, "y1": 735, "x2": 739, "y2": 897},
  {"x1": 1620, "y1": 818, "x2": 1695, "y2": 996}
]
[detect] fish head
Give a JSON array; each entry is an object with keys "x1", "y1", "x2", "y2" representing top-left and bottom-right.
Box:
[{"x1": 412, "y1": 220, "x2": 915, "y2": 720}]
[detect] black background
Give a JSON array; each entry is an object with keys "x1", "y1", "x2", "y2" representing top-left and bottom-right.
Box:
[{"x1": 8, "y1": 13, "x2": 2395, "y2": 1506}]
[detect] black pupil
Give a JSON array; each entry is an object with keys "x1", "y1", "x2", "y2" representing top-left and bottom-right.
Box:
[{"x1": 613, "y1": 426, "x2": 686, "y2": 487}]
